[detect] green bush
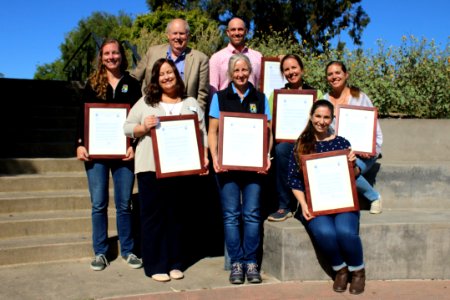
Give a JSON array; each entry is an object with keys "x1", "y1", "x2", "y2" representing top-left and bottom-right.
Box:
[{"x1": 250, "y1": 33, "x2": 449, "y2": 118}]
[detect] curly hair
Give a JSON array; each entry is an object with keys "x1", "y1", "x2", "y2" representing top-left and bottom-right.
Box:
[
  {"x1": 144, "y1": 58, "x2": 186, "y2": 106},
  {"x1": 88, "y1": 38, "x2": 128, "y2": 100}
]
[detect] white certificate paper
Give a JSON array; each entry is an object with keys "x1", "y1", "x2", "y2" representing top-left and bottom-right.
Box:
[
  {"x1": 155, "y1": 119, "x2": 201, "y2": 173},
  {"x1": 301, "y1": 150, "x2": 359, "y2": 215},
  {"x1": 274, "y1": 91, "x2": 315, "y2": 142},
  {"x1": 261, "y1": 59, "x2": 287, "y2": 99},
  {"x1": 151, "y1": 115, "x2": 204, "y2": 178},
  {"x1": 88, "y1": 106, "x2": 128, "y2": 156},
  {"x1": 336, "y1": 105, "x2": 377, "y2": 155},
  {"x1": 219, "y1": 112, "x2": 268, "y2": 171}
]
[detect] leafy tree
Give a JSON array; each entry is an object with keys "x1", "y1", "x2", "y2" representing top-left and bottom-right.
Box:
[
  {"x1": 131, "y1": 5, "x2": 222, "y2": 57},
  {"x1": 34, "y1": 11, "x2": 135, "y2": 81},
  {"x1": 148, "y1": 0, "x2": 369, "y2": 52}
]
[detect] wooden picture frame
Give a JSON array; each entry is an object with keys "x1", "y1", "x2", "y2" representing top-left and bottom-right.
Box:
[
  {"x1": 300, "y1": 149, "x2": 359, "y2": 216},
  {"x1": 273, "y1": 89, "x2": 317, "y2": 143},
  {"x1": 259, "y1": 57, "x2": 287, "y2": 98},
  {"x1": 335, "y1": 104, "x2": 378, "y2": 155},
  {"x1": 218, "y1": 112, "x2": 268, "y2": 172},
  {"x1": 150, "y1": 114, "x2": 205, "y2": 178},
  {"x1": 84, "y1": 103, "x2": 130, "y2": 159}
]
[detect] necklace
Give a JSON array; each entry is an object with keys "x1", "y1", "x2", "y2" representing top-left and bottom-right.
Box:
[
  {"x1": 161, "y1": 99, "x2": 181, "y2": 115},
  {"x1": 167, "y1": 103, "x2": 177, "y2": 115}
]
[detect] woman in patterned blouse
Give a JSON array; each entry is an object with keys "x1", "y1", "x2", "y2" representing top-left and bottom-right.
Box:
[{"x1": 287, "y1": 99, "x2": 366, "y2": 295}]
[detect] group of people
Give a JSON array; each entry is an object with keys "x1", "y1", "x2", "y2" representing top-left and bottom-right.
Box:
[{"x1": 75, "y1": 16, "x2": 382, "y2": 295}]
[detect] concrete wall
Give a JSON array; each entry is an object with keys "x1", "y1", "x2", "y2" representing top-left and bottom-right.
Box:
[{"x1": 262, "y1": 118, "x2": 450, "y2": 281}]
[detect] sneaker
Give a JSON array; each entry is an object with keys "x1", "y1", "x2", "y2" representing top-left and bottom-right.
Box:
[
  {"x1": 123, "y1": 253, "x2": 143, "y2": 269},
  {"x1": 267, "y1": 209, "x2": 292, "y2": 222},
  {"x1": 229, "y1": 262, "x2": 244, "y2": 284},
  {"x1": 246, "y1": 263, "x2": 262, "y2": 283},
  {"x1": 370, "y1": 197, "x2": 382, "y2": 214},
  {"x1": 90, "y1": 254, "x2": 109, "y2": 271}
]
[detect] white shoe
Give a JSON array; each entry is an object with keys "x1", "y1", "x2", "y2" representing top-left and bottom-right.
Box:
[
  {"x1": 370, "y1": 197, "x2": 382, "y2": 214},
  {"x1": 169, "y1": 269, "x2": 184, "y2": 280},
  {"x1": 151, "y1": 273, "x2": 170, "y2": 282}
]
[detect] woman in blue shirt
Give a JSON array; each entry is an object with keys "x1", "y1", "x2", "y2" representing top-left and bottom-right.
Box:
[{"x1": 208, "y1": 54, "x2": 272, "y2": 285}]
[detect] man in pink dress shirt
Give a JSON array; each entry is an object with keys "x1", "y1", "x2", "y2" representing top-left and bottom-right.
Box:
[{"x1": 209, "y1": 17, "x2": 263, "y2": 98}]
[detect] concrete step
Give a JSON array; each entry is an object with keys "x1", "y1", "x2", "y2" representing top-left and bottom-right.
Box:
[
  {"x1": 262, "y1": 209, "x2": 450, "y2": 281},
  {"x1": 0, "y1": 232, "x2": 117, "y2": 266},
  {"x1": 0, "y1": 158, "x2": 83, "y2": 175},
  {"x1": 0, "y1": 191, "x2": 90, "y2": 214},
  {"x1": 0, "y1": 173, "x2": 88, "y2": 192},
  {"x1": 0, "y1": 209, "x2": 117, "y2": 239},
  {"x1": 375, "y1": 162, "x2": 450, "y2": 209}
]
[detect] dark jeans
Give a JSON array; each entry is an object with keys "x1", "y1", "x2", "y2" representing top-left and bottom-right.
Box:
[
  {"x1": 216, "y1": 172, "x2": 262, "y2": 265},
  {"x1": 275, "y1": 142, "x2": 295, "y2": 211},
  {"x1": 85, "y1": 160, "x2": 135, "y2": 257}
]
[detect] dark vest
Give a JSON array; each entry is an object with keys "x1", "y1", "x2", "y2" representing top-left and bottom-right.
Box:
[{"x1": 217, "y1": 82, "x2": 266, "y2": 114}]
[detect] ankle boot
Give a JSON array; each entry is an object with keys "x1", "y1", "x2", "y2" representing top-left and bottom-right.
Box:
[
  {"x1": 349, "y1": 268, "x2": 366, "y2": 295},
  {"x1": 333, "y1": 266, "x2": 349, "y2": 292}
]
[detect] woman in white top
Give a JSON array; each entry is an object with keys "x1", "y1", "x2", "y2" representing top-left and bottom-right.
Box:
[
  {"x1": 124, "y1": 58, "x2": 209, "y2": 282},
  {"x1": 324, "y1": 61, "x2": 383, "y2": 214}
]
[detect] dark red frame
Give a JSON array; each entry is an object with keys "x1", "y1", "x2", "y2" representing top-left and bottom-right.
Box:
[
  {"x1": 150, "y1": 114, "x2": 205, "y2": 178},
  {"x1": 300, "y1": 149, "x2": 359, "y2": 216},
  {"x1": 84, "y1": 103, "x2": 130, "y2": 159},
  {"x1": 218, "y1": 111, "x2": 268, "y2": 172},
  {"x1": 335, "y1": 104, "x2": 378, "y2": 156},
  {"x1": 272, "y1": 89, "x2": 317, "y2": 143}
]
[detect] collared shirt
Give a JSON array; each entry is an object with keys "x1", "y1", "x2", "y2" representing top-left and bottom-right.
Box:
[
  {"x1": 209, "y1": 43, "x2": 263, "y2": 96},
  {"x1": 167, "y1": 47, "x2": 186, "y2": 80},
  {"x1": 209, "y1": 83, "x2": 272, "y2": 121}
]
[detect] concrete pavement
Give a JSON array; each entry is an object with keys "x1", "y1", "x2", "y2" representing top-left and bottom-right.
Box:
[{"x1": 1, "y1": 256, "x2": 449, "y2": 300}]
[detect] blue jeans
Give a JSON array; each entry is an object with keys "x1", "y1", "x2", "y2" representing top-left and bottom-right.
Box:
[
  {"x1": 355, "y1": 156, "x2": 380, "y2": 202},
  {"x1": 275, "y1": 142, "x2": 295, "y2": 211},
  {"x1": 216, "y1": 172, "x2": 262, "y2": 265},
  {"x1": 85, "y1": 160, "x2": 135, "y2": 257},
  {"x1": 305, "y1": 211, "x2": 364, "y2": 271}
]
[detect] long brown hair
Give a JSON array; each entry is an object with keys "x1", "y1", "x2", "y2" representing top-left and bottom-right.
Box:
[
  {"x1": 144, "y1": 58, "x2": 186, "y2": 106},
  {"x1": 325, "y1": 61, "x2": 360, "y2": 98},
  {"x1": 88, "y1": 38, "x2": 128, "y2": 100},
  {"x1": 293, "y1": 99, "x2": 334, "y2": 164}
]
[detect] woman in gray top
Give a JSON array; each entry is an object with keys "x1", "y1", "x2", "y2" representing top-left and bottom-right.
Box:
[{"x1": 124, "y1": 58, "x2": 208, "y2": 282}]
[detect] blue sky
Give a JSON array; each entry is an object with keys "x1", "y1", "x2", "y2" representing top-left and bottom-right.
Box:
[{"x1": 0, "y1": 0, "x2": 448, "y2": 79}]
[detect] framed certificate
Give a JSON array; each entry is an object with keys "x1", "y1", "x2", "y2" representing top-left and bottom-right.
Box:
[
  {"x1": 273, "y1": 89, "x2": 317, "y2": 143},
  {"x1": 335, "y1": 104, "x2": 378, "y2": 155},
  {"x1": 218, "y1": 112, "x2": 268, "y2": 172},
  {"x1": 84, "y1": 103, "x2": 130, "y2": 159},
  {"x1": 300, "y1": 149, "x2": 359, "y2": 216},
  {"x1": 150, "y1": 114, "x2": 205, "y2": 178},
  {"x1": 259, "y1": 57, "x2": 287, "y2": 99}
]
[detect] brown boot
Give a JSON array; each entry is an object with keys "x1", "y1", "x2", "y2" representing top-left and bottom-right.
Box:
[
  {"x1": 333, "y1": 266, "x2": 349, "y2": 292},
  {"x1": 349, "y1": 268, "x2": 366, "y2": 295}
]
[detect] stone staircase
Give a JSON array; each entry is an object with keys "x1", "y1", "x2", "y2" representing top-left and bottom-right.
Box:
[
  {"x1": 0, "y1": 78, "x2": 223, "y2": 267},
  {"x1": 263, "y1": 119, "x2": 450, "y2": 281},
  {"x1": 0, "y1": 158, "x2": 105, "y2": 265},
  {"x1": 1, "y1": 78, "x2": 449, "y2": 281},
  {"x1": 0, "y1": 79, "x2": 101, "y2": 266}
]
